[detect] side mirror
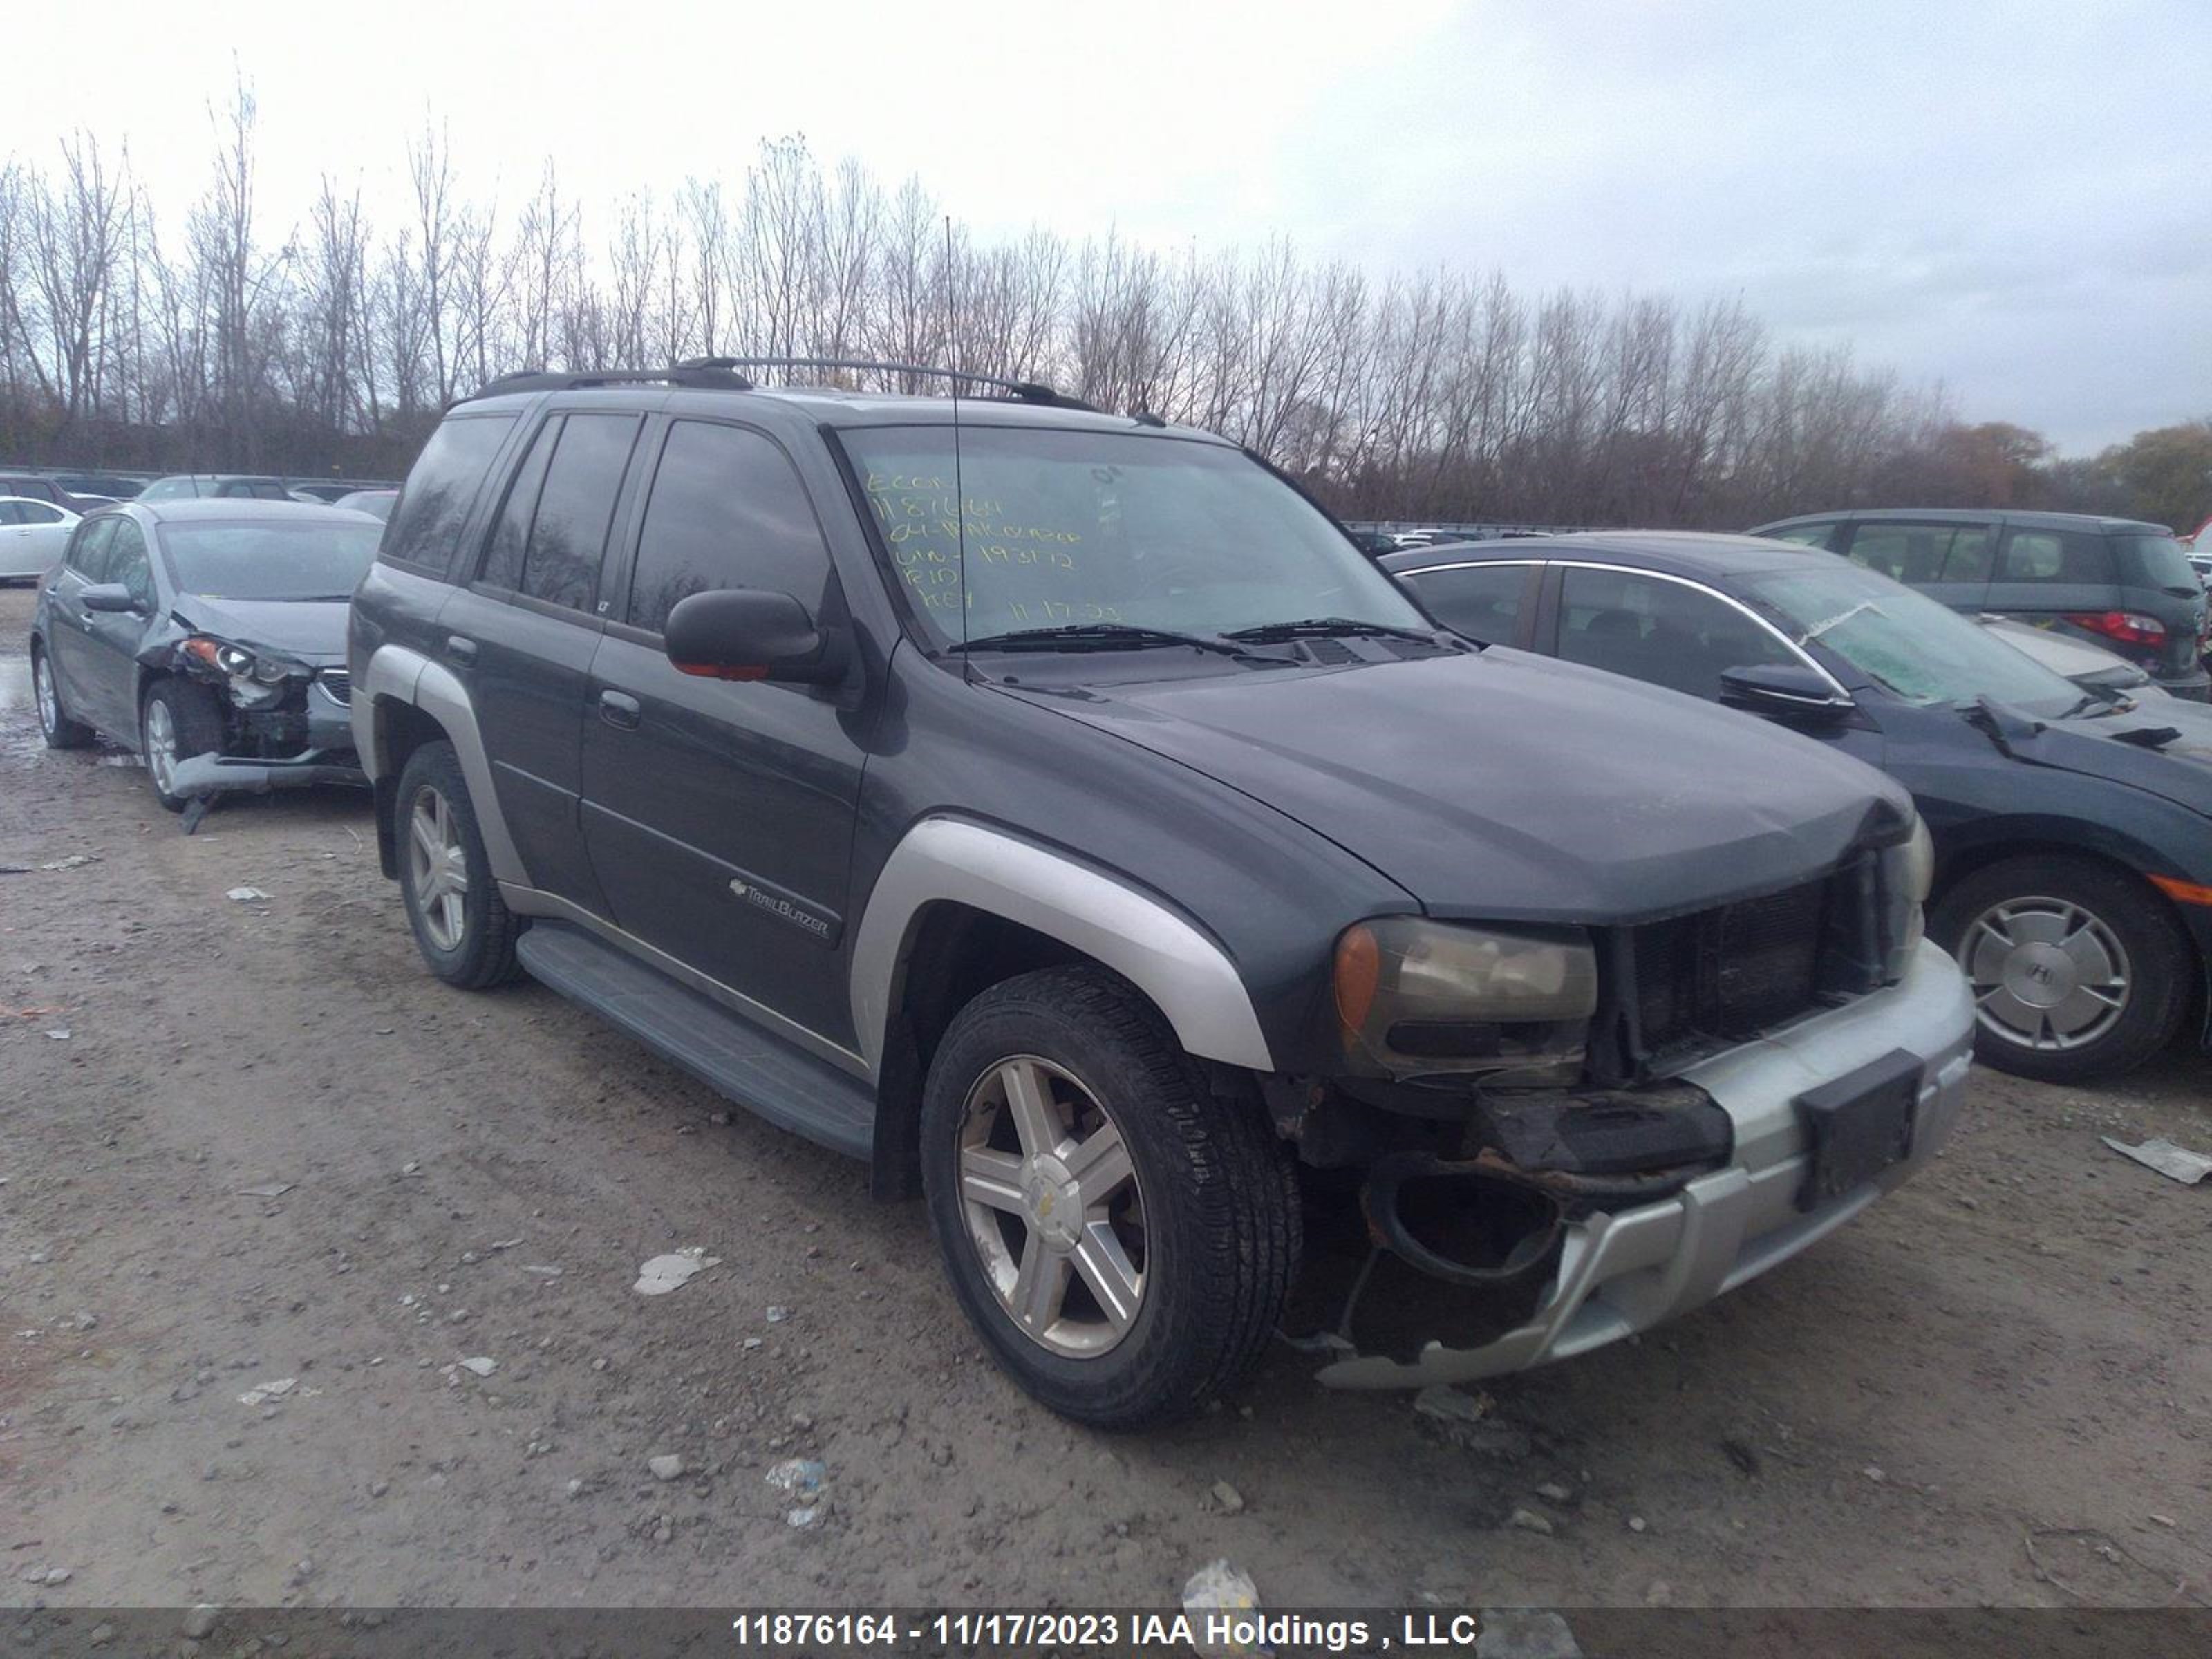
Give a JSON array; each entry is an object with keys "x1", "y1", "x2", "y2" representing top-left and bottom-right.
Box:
[
  {"x1": 664, "y1": 589, "x2": 845, "y2": 685},
  {"x1": 1718, "y1": 663, "x2": 1855, "y2": 722},
  {"x1": 81, "y1": 583, "x2": 141, "y2": 615}
]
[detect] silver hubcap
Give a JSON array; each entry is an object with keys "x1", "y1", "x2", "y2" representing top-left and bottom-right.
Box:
[
  {"x1": 35, "y1": 655, "x2": 58, "y2": 733},
  {"x1": 144, "y1": 698, "x2": 178, "y2": 795},
  {"x1": 956, "y1": 1056, "x2": 1146, "y2": 1359},
  {"x1": 407, "y1": 787, "x2": 471, "y2": 953},
  {"x1": 1963, "y1": 896, "x2": 2131, "y2": 1051}
]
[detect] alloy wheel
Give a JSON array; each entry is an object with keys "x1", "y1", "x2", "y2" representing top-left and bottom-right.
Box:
[
  {"x1": 34, "y1": 655, "x2": 58, "y2": 736},
  {"x1": 143, "y1": 698, "x2": 178, "y2": 796},
  {"x1": 955, "y1": 1055, "x2": 1147, "y2": 1358},
  {"x1": 1962, "y1": 895, "x2": 2131, "y2": 1052},
  {"x1": 408, "y1": 786, "x2": 471, "y2": 953}
]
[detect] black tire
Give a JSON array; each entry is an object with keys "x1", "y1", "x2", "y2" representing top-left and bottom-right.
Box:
[
  {"x1": 393, "y1": 740, "x2": 523, "y2": 989},
  {"x1": 1929, "y1": 854, "x2": 2191, "y2": 1082},
  {"x1": 31, "y1": 642, "x2": 93, "y2": 749},
  {"x1": 919, "y1": 964, "x2": 1300, "y2": 1428},
  {"x1": 140, "y1": 678, "x2": 226, "y2": 812}
]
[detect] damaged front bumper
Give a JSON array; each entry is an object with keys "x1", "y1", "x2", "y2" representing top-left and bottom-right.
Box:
[
  {"x1": 169, "y1": 692, "x2": 366, "y2": 802},
  {"x1": 1310, "y1": 937, "x2": 1974, "y2": 1387}
]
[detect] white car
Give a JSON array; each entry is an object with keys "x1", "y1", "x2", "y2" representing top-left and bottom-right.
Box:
[{"x1": 0, "y1": 496, "x2": 79, "y2": 584}]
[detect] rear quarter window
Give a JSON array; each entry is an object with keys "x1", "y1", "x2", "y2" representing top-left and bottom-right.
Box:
[
  {"x1": 384, "y1": 413, "x2": 520, "y2": 574},
  {"x1": 2111, "y1": 532, "x2": 2200, "y2": 593},
  {"x1": 1996, "y1": 529, "x2": 2113, "y2": 585}
]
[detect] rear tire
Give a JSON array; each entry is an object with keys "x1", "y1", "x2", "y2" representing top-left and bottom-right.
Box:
[
  {"x1": 1929, "y1": 854, "x2": 2190, "y2": 1082},
  {"x1": 919, "y1": 965, "x2": 1300, "y2": 1428},
  {"x1": 394, "y1": 741, "x2": 523, "y2": 989},
  {"x1": 140, "y1": 679, "x2": 225, "y2": 812},
  {"x1": 32, "y1": 644, "x2": 92, "y2": 749}
]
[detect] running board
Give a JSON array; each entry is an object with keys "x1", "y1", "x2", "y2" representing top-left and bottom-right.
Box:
[{"x1": 514, "y1": 922, "x2": 874, "y2": 1159}]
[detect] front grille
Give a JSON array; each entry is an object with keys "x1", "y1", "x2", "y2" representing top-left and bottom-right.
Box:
[
  {"x1": 1629, "y1": 877, "x2": 1830, "y2": 1054},
  {"x1": 315, "y1": 668, "x2": 351, "y2": 706}
]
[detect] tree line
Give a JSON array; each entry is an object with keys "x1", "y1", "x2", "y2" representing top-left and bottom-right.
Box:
[{"x1": 2, "y1": 92, "x2": 2204, "y2": 532}]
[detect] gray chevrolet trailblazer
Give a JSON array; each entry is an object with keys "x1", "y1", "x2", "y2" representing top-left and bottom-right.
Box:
[{"x1": 348, "y1": 359, "x2": 1973, "y2": 1427}]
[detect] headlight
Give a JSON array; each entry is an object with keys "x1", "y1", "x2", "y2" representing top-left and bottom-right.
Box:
[
  {"x1": 183, "y1": 637, "x2": 306, "y2": 690},
  {"x1": 1877, "y1": 815, "x2": 1933, "y2": 979},
  {"x1": 1333, "y1": 917, "x2": 1597, "y2": 1081}
]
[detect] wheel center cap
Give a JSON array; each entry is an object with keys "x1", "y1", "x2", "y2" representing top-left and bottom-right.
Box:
[
  {"x1": 1023, "y1": 1154, "x2": 1083, "y2": 1252},
  {"x1": 2003, "y1": 941, "x2": 2077, "y2": 1009}
]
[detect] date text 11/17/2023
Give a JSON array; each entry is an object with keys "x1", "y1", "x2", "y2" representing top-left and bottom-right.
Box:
[{"x1": 724, "y1": 1611, "x2": 1499, "y2": 1651}]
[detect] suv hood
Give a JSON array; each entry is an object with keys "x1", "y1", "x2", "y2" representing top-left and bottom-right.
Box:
[
  {"x1": 1006, "y1": 648, "x2": 1914, "y2": 923},
  {"x1": 171, "y1": 595, "x2": 349, "y2": 664}
]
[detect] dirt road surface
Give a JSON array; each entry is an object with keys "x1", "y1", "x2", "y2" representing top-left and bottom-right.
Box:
[{"x1": 2, "y1": 583, "x2": 2206, "y2": 1613}]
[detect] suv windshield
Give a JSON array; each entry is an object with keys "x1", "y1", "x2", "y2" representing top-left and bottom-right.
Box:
[
  {"x1": 1743, "y1": 565, "x2": 2082, "y2": 715},
  {"x1": 838, "y1": 426, "x2": 1428, "y2": 647},
  {"x1": 159, "y1": 520, "x2": 384, "y2": 600}
]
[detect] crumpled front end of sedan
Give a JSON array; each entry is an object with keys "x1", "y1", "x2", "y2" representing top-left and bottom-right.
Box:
[{"x1": 156, "y1": 631, "x2": 366, "y2": 813}]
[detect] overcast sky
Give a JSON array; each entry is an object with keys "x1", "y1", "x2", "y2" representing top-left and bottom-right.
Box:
[{"x1": 5, "y1": 0, "x2": 2206, "y2": 451}]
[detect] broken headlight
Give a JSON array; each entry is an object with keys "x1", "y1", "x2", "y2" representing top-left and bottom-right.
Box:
[
  {"x1": 182, "y1": 637, "x2": 307, "y2": 707},
  {"x1": 1332, "y1": 917, "x2": 1598, "y2": 1082},
  {"x1": 1877, "y1": 814, "x2": 1934, "y2": 981}
]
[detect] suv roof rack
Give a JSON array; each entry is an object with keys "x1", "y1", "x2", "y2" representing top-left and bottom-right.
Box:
[
  {"x1": 684, "y1": 357, "x2": 1097, "y2": 411},
  {"x1": 465, "y1": 362, "x2": 758, "y2": 401}
]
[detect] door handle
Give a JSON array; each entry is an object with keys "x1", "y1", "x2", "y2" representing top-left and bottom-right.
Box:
[
  {"x1": 445, "y1": 635, "x2": 478, "y2": 666},
  {"x1": 598, "y1": 690, "x2": 641, "y2": 730}
]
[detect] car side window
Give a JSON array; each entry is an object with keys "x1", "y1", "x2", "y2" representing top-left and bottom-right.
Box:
[
  {"x1": 624, "y1": 420, "x2": 832, "y2": 635},
  {"x1": 1557, "y1": 566, "x2": 1798, "y2": 701},
  {"x1": 21, "y1": 501, "x2": 64, "y2": 525},
  {"x1": 1996, "y1": 528, "x2": 2111, "y2": 584},
  {"x1": 1765, "y1": 522, "x2": 1837, "y2": 549},
  {"x1": 1940, "y1": 527, "x2": 1992, "y2": 582},
  {"x1": 478, "y1": 417, "x2": 562, "y2": 592},
  {"x1": 0, "y1": 503, "x2": 21, "y2": 525},
  {"x1": 1400, "y1": 563, "x2": 1533, "y2": 644},
  {"x1": 517, "y1": 413, "x2": 641, "y2": 614},
  {"x1": 106, "y1": 519, "x2": 154, "y2": 607},
  {"x1": 1840, "y1": 523, "x2": 1965, "y2": 583},
  {"x1": 67, "y1": 517, "x2": 118, "y2": 581},
  {"x1": 384, "y1": 413, "x2": 519, "y2": 570}
]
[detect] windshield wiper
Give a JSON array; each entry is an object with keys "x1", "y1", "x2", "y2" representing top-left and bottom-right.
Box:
[
  {"x1": 948, "y1": 623, "x2": 1268, "y2": 659},
  {"x1": 1220, "y1": 616, "x2": 1441, "y2": 644}
]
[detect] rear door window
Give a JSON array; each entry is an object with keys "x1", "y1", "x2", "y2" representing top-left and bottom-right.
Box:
[
  {"x1": 1995, "y1": 528, "x2": 2113, "y2": 585},
  {"x1": 623, "y1": 420, "x2": 832, "y2": 634},
  {"x1": 1763, "y1": 521, "x2": 1840, "y2": 549},
  {"x1": 478, "y1": 417, "x2": 562, "y2": 592},
  {"x1": 516, "y1": 413, "x2": 641, "y2": 615},
  {"x1": 19, "y1": 500, "x2": 66, "y2": 525},
  {"x1": 384, "y1": 413, "x2": 518, "y2": 570},
  {"x1": 1399, "y1": 562, "x2": 1535, "y2": 644}
]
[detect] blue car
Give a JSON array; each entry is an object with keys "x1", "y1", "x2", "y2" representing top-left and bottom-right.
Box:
[{"x1": 1386, "y1": 530, "x2": 2212, "y2": 1082}]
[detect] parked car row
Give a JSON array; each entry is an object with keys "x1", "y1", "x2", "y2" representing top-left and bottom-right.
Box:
[{"x1": 19, "y1": 364, "x2": 2198, "y2": 1432}]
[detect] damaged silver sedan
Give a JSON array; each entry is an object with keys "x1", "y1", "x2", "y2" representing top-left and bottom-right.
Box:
[{"x1": 29, "y1": 500, "x2": 382, "y2": 829}]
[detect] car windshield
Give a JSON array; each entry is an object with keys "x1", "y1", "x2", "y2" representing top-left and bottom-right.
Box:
[
  {"x1": 159, "y1": 519, "x2": 384, "y2": 600},
  {"x1": 1743, "y1": 565, "x2": 2083, "y2": 715},
  {"x1": 836, "y1": 425, "x2": 1429, "y2": 647}
]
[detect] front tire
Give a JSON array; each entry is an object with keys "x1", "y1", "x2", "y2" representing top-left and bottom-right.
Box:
[
  {"x1": 394, "y1": 741, "x2": 522, "y2": 988},
  {"x1": 1930, "y1": 854, "x2": 2191, "y2": 1082},
  {"x1": 32, "y1": 644, "x2": 93, "y2": 749},
  {"x1": 141, "y1": 679, "x2": 225, "y2": 811},
  {"x1": 919, "y1": 966, "x2": 1300, "y2": 1428}
]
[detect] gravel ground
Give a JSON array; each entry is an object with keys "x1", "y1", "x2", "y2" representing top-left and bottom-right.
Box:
[{"x1": 1, "y1": 583, "x2": 2206, "y2": 1613}]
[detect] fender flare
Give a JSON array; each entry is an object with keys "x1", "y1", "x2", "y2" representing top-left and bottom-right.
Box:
[
  {"x1": 850, "y1": 817, "x2": 1275, "y2": 1076},
  {"x1": 353, "y1": 642, "x2": 527, "y2": 886}
]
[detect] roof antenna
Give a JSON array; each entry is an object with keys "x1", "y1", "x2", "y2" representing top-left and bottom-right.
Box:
[{"x1": 945, "y1": 215, "x2": 972, "y2": 675}]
